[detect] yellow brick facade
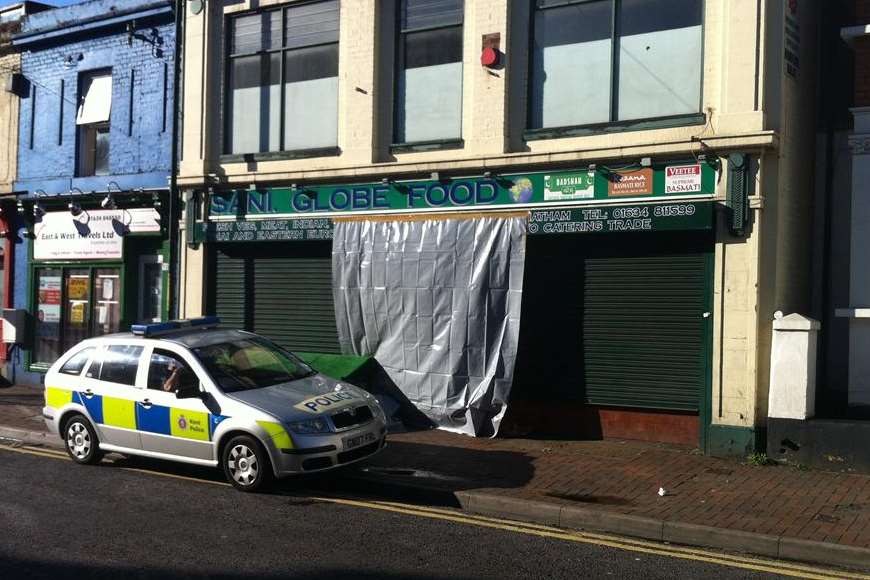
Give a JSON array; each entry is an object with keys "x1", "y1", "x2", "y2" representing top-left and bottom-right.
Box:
[{"x1": 178, "y1": 0, "x2": 818, "y2": 453}]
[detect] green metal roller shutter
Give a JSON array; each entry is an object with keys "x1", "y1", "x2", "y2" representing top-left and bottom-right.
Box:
[
  {"x1": 213, "y1": 242, "x2": 341, "y2": 354},
  {"x1": 582, "y1": 253, "x2": 708, "y2": 411},
  {"x1": 212, "y1": 251, "x2": 247, "y2": 331}
]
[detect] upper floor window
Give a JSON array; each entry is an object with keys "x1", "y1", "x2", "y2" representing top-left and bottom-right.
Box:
[
  {"x1": 76, "y1": 71, "x2": 112, "y2": 176},
  {"x1": 529, "y1": 0, "x2": 703, "y2": 131},
  {"x1": 226, "y1": 0, "x2": 340, "y2": 155},
  {"x1": 395, "y1": 0, "x2": 464, "y2": 144}
]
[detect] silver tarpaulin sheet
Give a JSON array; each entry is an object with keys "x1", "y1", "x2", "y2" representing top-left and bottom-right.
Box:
[{"x1": 332, "y1": 216, "x2": 526, "y2": 436}]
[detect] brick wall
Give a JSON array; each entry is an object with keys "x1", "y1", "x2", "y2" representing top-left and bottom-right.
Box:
[{"x1": 15, "y1": 2, "x2": 175, "y2": 193}]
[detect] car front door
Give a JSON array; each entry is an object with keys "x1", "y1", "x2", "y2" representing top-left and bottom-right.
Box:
[
  {"x1": 80, "y1": 344, "x2": 146, "y2": 451},
  {"x1": 136, "y1": 346, "x2": 214, "y2": 461}
]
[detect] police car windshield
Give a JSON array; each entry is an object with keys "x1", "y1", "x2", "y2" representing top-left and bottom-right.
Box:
[{"x1": 192, "y1": 336, "x2": 315, "y2": 393}]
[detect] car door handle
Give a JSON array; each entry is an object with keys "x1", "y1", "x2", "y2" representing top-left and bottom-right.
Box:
[
  {"x1": 83, "y1": 389, "x2": 94, "y2": 399},
  {"x1": 139, "y1": 399, "x2": 153, "y2": 409}
]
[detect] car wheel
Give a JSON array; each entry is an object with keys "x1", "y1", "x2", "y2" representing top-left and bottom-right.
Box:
[
  {"x1": 63, "y1": 414, "x2": 103, "y2": 465},
  {"x1": 222, "y1": 435, "x2": 273, "y2": 492}
]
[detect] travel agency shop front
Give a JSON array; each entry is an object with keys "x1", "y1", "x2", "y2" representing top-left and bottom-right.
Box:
[
  {"x1": 10, "y1": 197, "x2": 168, "y2": 384},
  {"x1": 188, "y1": 156, "x2": 755, "y2": 451}
]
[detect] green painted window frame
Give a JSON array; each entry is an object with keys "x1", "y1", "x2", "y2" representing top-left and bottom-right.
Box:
[{"x1": 27, "y1": 261, "x2": 127, "y2": 373}]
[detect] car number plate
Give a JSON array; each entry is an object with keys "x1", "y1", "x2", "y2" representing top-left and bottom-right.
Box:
[{"x1": 343, "y1": 431, "x2": 376, "y2": 450}]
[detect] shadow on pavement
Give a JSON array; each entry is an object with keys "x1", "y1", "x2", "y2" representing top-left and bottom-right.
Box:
[
  {"x1": 100, "y1": 438, "x2": 535, "y2": 508},
  {"x1": 0, "y1": 393, "x2": 44, "y2": 406}
]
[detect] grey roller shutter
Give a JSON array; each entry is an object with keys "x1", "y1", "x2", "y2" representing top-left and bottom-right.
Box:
[
  {"x1": 582, "y1": 253, "x2": 708, "y2": 411},
  {"x1": 213, "y1": 243, "x2": 341, "y2": 354}
]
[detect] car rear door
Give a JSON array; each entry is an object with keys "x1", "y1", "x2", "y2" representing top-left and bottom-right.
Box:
[
  {"x1": 136, "y1": 345, "x2": 215, "y2": 461},
  {"x1": 80, "y1": 343, "x2": 146, "y2": 451}
]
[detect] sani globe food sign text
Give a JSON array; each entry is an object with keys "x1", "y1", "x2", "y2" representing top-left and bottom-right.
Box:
[{"x1": 209, "y1": 163, "x2": 715, "y2": 218}]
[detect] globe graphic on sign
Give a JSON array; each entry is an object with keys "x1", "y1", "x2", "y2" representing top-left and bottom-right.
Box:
[{"x1": 510, "y1": 178, "x2": 534, "y2": 203}]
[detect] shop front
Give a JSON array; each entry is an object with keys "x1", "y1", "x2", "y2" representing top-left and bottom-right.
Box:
[
  {"x1": 28, "y1": 203, "x2": 168, "y2": 372},
  {"x1": 195, "y1": 159, "x2": 718, "y2": 443}
]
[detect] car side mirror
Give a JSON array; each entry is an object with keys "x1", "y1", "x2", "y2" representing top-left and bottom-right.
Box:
[{"x1": 175, "y1": 383, "x2": 202, "y2": 399}]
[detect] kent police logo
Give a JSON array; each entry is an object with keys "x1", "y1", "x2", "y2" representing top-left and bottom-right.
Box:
[{"x1": 178, "y1": 415, "x2": 188, "y2": 430}]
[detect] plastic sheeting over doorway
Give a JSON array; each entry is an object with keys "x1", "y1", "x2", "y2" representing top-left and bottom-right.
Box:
[{"x1": 332, "y1": 215, "x2": 527, "y2": 436}]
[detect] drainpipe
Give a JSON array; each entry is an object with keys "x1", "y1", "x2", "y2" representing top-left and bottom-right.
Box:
[{"x1": 168, "y1": 0, "x2": 184, "y2": 319}]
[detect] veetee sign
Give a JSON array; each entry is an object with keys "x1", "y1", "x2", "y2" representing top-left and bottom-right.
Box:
[{"x1": 208, "y1": 162, "x2": 717, "y2": 219}]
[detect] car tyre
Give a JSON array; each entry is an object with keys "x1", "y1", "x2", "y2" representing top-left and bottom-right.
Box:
[
  {"x1": 222, "y1": 435, "x2": 273, "y2": 492},
  {"x1": 63, "y1": 414, "x2": 103, "y2": 465}
]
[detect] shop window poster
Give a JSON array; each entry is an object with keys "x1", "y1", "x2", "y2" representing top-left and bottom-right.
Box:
[{"x1": 37, "y1": 276, "x2": 62, "y2": 325}]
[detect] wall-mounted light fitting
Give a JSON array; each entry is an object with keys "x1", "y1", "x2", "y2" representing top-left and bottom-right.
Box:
[
  {"x1": 66, "y1": 187, "x2": 84, "y2": 216},
  {"x1": 640, "y1": 157, "x2": 652, "y2": 167}
]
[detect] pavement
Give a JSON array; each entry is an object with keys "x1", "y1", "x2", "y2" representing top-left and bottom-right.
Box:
[{"x1": 3, "y1": 384, "x2": 870, "y2": 572}]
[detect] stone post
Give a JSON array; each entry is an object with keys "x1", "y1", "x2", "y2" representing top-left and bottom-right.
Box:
[{"x1": 768, "y1": 313, "x2": 820, "y2": 420}]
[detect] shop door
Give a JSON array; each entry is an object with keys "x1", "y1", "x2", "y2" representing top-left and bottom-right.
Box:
[
  {"x1": 137, "y1": 256, "x2": 163, "y2": 323},
  {"x1": 581, "y1": 251, "x2": 709, "y2": 411},
  {"x1": 514, "y1": 232, "x2": 711, "y2": 414},
  {"x1": 211, "y1": 242, "x2": 341, "y2": 354}
]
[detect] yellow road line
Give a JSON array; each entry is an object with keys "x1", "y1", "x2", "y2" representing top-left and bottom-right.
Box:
[
  {"x1": 1, "y1": 446, "x2": 64, "y2": 460},
  {"x1": 14, "y1": 445, "x2": 231, "y2": 487},
  {"x1": 334, "y1": 497, "x2": 869, "y2": 579},
  {"x1": 2, "y1": 444, "x2": 866, "y2": 579},
  {"x1": 310, "y1": 495, "x2": 863, "y2": 580},
  {"x1": 357, "y1": 499, "x2": 861, "y2": 578}
]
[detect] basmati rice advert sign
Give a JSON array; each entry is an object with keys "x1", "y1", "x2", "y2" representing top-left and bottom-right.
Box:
[
  {"x1": 34, "y1": 211, "x2": 125, "y2": 260},
  {"x1": 664, "y1": 164, "x2": 703, "y2": 194}
]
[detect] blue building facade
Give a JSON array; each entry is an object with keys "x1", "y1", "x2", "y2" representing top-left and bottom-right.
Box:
[{"x1": 10, "y1": 0, "x2": 175, "y2": 384}]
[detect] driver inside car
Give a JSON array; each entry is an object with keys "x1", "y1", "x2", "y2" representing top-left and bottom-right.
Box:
[{"x1": 163, "y1": 361, "x2": 182, "y2": 392}]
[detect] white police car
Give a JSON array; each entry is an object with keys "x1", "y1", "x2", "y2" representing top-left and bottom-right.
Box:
[{"x1": 42, "y1": 317, "x2": 387, "y2": 491}]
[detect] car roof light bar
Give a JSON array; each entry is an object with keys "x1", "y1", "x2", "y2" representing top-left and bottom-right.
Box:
[{"x1": 131, "y1": 316, "x2": 221, "y2": 337}]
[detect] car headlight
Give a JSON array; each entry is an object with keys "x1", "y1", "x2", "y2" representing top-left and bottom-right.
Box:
[{"x1": 287, "y1": 418, "x2": 331, "y2": 434}]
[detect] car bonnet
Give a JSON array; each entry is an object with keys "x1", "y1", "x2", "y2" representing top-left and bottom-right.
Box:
[{"x1": 224, "y1": 373, "x2": 368, "y2": 423}]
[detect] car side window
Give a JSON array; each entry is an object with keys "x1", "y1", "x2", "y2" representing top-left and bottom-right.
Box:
[
  {"x1": 148, "y1": 349, "x2": 198, "y2": 392},
  {"x1": 88, "y1": 345, "x2": 143, "y2": 386},
  {"x1": 59, "y1": 347, "x2": 95, "y2": 376}
]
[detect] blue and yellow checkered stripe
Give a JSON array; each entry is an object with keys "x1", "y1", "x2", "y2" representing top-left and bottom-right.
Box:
[{"x1": 45, "y1": 387, "x2": 236, "y2": 442}]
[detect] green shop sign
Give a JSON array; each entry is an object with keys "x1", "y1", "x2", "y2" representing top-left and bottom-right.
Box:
[
  {"x1": 208, "y1": 162, "x2": 716, "y2": 218},
  {"x1": 197, "y1": 201, "x2": 713, "y2": 243},
  {"x1": 528, "y1": 201, "x2": 713, "y2": 235}
]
